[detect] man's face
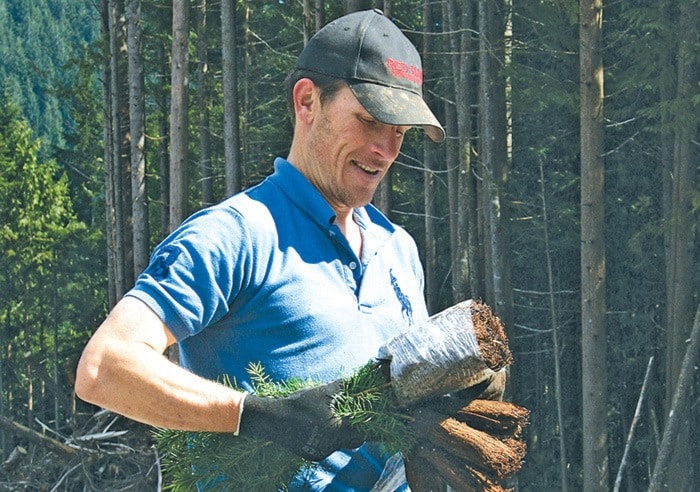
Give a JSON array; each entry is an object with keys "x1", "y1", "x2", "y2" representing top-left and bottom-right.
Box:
[{"x1": 301, "y1": 85, "x2": 408, "y2": 214}]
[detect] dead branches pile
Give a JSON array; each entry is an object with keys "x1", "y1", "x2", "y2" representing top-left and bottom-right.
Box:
[{"x1": 0, "y1": 410, "x2": 158, "y2": 491}]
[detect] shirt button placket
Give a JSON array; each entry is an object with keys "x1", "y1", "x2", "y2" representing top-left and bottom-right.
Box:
[{"x1": 329, "y1": 228, "x2": 359, "y2": 290}]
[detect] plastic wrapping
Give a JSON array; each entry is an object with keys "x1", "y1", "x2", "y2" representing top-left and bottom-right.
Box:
[
  {"x1": 370, "y1": 452, "x2": 407, "y2": 492},
  {"x1": 378, "y1": 299, "x2": 497, "y2": 406}
]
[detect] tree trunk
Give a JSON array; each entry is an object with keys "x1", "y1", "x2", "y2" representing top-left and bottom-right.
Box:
[
  {"x1": 580, "y1": 0, "x2": 607, "y2": 490},
  {"x1": 373, "y1": 1, "x2": 392, "y2": 220},
  {"x1": 242, "y1": 2, "x2": 250, "y2": 176},
  {"x1": 222, "y1": 0, "x2": 242, "y2": 196},
  {"x1": 126, "y1": 0, "x2": 149, "y2": 277},
  {"x1": 170, "y1": 0, "x2": 190, "y2": 231},
  {"x1": 0, "y1": 318, "x2": 5, "y2": 458},
  {"x1": 345, "y1": 0, "x2": 373, "y2": 12},
  {"x1": 445, "y1": 0, "x2": 478, "y2": 303},
  {"x1": 302, "y1": 0, "x2": 313, "y2": 44},
  {"x1": 156, "y1": 40, "x2": 170, "y2": 237},
  {"x1": 422, "y1": 0, "x2": 438, "y2": 312},
  {"x1": 108, "y1": 0, "x2": 132, "y2": 296},
  {"x1": 539, "y1": 159, "x2": 569, "y2": 492},
  {"x1": 445, "y1": 78, "x2": 460, "y2": 304},
  {"x1": 197, "y1": 0, "x2": 213, "y2": 207},
  {"x1": 663, "y1": 0, "x2": 698, "y2": 488},
  {"x1": 101, "y1": 0, "x2": 117, "y2": 307},
  {"x1": 462, "y1": 1, "x2": 481, "y2": 299},
  {"x1": 477, "y1": 0, "x2": 512, "y2": 326},
  {"x1": 315, "y1": 0, "x2": 325, "y2": 30},
  {"x1": 108, "y1": 0, "x2": 122, "y2": 298},
  {"x1": 24, "y1": 310, "x2": 33, "y2": 427},
  {"x1": 374, "y1": 169, "x2": 393, "y2": 219}
]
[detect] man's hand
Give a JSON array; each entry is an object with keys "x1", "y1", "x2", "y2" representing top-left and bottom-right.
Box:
[{"x1": 240, "y1": 380, "x2": 365, "y2": 461}]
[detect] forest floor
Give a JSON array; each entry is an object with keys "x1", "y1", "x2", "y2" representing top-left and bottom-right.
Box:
[{"x1": 0, "y1": 409, "x2": 159, "y2": 491}]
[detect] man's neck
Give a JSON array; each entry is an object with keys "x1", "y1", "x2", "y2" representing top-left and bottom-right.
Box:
[{"x1": 335, "y1": 212, "x2": 362, "y2": 258}]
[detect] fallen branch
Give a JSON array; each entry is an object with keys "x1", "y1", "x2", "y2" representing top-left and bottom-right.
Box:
[
  {"x1": 649, "y1": 304, "x2": 700, "y2": 491},
  {"x1": 2, "y1": 445, "x2": 27, "y2": 472},
  {"x1": 49, "y1": 463, "x2": 82, "y2": 492},
  {"x1": 613, "y1": 355, "x2": 654, "y2": 492},
  {"x1": 0, "y1": 415, "x2": 76, "y2": 457},
  {"x1": 0, "y1": 413, "x2": 158, "y2": 491},
  {"x1": 70, "y1": 430, "x2": 129, "y2": 443}
]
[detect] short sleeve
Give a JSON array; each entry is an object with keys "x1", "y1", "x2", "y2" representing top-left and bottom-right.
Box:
[{"x1": 126, "y1": 205, "x2": 253, "y2": 341}]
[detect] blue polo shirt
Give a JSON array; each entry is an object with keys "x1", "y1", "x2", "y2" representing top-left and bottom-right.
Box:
[{"x1": 127, "y1": 158, "x2": 428, "y2": 490}]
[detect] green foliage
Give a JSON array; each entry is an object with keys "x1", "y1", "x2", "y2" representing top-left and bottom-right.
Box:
[
  {"x1": 334, "y1": 361, "x2": 413, "y2": 454},
  {"x1": 153, "y1": 363, "x2": 312, "y2": 491},
  {"x1": 0, "y1": 0, "x2": 100, "y2": 158},
  {"x1": 154, "y1": 361, "x2": 412, "y2": 491},
  {"x1": 0, "y1": 94, "x2": 105, "y2": 428},
  {"x1": 0, "y1": 95, "x2": 82, "y2": 286},
  {"x1": 153, "y1": 428, "x2": 304, "y2": 492},
  {"x1": 54, "y1": 43, "x2": 105, "y2": 229}
]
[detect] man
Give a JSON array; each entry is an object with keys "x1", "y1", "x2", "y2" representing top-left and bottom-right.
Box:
[{"x1": 76, "y1": 9, "x2": 444, "y2": 490}]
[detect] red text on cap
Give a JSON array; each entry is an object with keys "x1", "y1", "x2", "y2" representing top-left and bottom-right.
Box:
[{"x1": 386, "y1": 58, "x2": 422, "y2": 85}]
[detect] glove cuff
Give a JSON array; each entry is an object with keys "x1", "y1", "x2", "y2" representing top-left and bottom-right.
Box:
[{"x1": 233, "y1": 391, "x2": 249, "y2": 436}]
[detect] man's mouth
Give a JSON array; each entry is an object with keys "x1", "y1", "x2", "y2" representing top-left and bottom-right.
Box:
[{"x1": 353, "y1": 160, "x2": 380, "y2": 176}]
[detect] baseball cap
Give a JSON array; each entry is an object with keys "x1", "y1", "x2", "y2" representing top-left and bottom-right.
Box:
[{"x1": 295, "y1": 9, "x2": 445, "y2": 142}]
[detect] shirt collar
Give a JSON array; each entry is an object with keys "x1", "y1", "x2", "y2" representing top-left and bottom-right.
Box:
[
  {"x1": 269, "y1": 157, "x2": 395, "y2": 238},
  {"x1": 270, "y1": 157, "x2": 336, "y2": 227}
]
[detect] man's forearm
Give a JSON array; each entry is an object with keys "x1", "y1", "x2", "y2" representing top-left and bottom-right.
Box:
[
  {"x1": 75, "y1": 297, "x2": 245, "y2": 432},
  {"x1": 76, "y1": 342, "x2": 244, "y2": 431}
]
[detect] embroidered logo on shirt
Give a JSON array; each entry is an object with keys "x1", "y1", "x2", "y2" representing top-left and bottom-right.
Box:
[
  {"x1": 147, "y1": 245, "x2": 181, "y2": 281},
  {"x1": 390, "y1": 269, "x2": 413, "y2": 324}
]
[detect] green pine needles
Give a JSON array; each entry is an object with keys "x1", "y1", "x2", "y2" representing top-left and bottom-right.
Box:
[
  {"x1": 153, "y1": 360, "x2": 411, "y2": 491},
  {"x1": 334, "y1": 361, "x2": 414, "y2": 453}
]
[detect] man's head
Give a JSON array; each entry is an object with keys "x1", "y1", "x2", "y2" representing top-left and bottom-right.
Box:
[
  {"x1": 285, "y1": 10, "x2": 444, "y2": 216},
  {"x1": 288, "y1": 9, "x2": 444, "y2": 143}
]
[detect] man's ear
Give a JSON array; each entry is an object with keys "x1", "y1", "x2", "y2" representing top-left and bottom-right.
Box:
[{"x1": 292, "y1": 78, "x2": 318, "y2": 125}]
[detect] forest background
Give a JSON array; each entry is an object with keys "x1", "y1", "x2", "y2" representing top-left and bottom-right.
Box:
[{"x1": 0, "y1": 0, "x2": 697, "y2": 490}]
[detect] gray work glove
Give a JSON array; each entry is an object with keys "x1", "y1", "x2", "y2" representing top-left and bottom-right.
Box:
[{"x1": 241, "y1": 380, "x2": 365, "y2": 462}]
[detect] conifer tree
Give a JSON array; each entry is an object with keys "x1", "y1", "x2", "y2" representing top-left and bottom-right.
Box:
[{"x1": 0, "y1": 95, "x2": 87, "y2": 427}]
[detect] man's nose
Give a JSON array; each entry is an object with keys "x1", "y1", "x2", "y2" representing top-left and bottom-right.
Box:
[{"x1": 371, "y1": 126, "x2": 403, "y2": 160}]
